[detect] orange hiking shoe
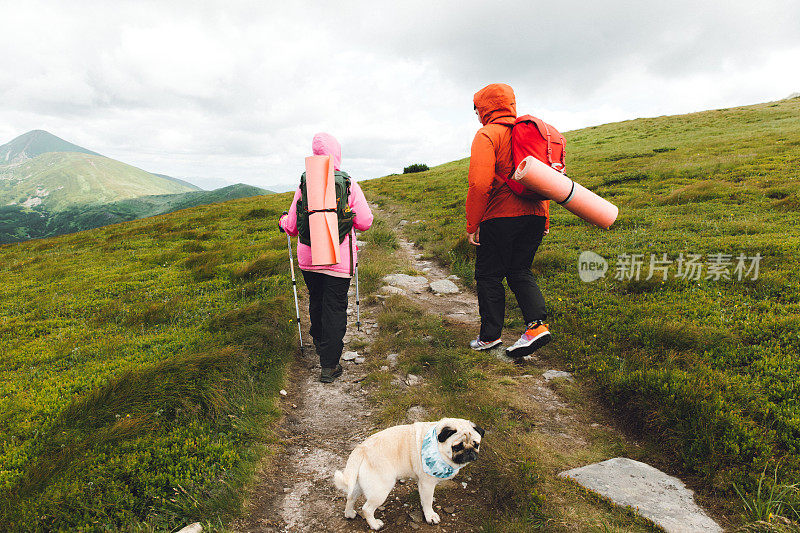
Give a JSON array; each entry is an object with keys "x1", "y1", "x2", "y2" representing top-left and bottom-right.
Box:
[{"x1": 505, "y1": 321, "x2": 551, "y2": 358}]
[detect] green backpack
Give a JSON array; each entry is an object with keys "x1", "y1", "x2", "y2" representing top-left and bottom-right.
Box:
[{"x1": 296, "y1": 170, "x2": 354, "y2": 247}]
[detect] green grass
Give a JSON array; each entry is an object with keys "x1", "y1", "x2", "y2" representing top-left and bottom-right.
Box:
[
  {"x1": 360, "y1": 97, "x2": 800, "y2": 510},
  {"x1": 0, "y1": 193, "x2": 298, "y2": 531}
]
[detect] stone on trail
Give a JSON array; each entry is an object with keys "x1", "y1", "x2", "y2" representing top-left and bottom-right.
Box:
[
  {"x1": 386, "y1": 353, "x2": 399, "y2": 367},
  {"x1": 543, "y1": 370, "x2": 575, "y2": 382},
  {"x1": 429, "y1": 279, "x2": 460, "y2": 295},
  {"x1": 379, "y1": 285, "x2": 406, "y2": 296},
  {"x1": 559, "y1": 458, "x2": 722, "y2": 533},
  {"x1": 342, "y1": 351, "x2": 358, "y2": 361},
  {"x1": 405, "y1": 374, "x2": 423, "y2": 386},
  {"x1": 382, "y1": 273, "x2": 429, "y2": 293},
  {"x1": 175, "y1": 524, "x2": 202, "y2": 533}
]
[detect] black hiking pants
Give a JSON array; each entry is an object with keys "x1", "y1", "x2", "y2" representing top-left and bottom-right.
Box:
[
  {"x1": 301, "y1": 270, "x2": 351, "y2": 369},
  {"x1": 475, "y1": 215, "x2": 548, "y2": 341}
]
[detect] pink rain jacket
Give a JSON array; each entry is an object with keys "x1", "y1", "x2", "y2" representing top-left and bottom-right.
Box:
[{"x1": 280, "y1": 133, "x2": 373, "y2": 278}]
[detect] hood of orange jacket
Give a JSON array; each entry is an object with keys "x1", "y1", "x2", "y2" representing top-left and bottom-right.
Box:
[{"x1": 474, "y1": 83, "x2": 516, "y2": 126}]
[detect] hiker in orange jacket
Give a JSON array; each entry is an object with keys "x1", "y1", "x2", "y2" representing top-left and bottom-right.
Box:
[{"x1": 465, "y1": 83, "x2": 551, "y2": 358}]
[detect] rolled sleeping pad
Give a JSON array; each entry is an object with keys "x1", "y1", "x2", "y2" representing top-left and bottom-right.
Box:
[
  {"x1": 305, "y1": 155, "x2": 341, "y2": 265},
  {"x1": 513, "y1": 156, "x2": 619, "y2": 229}
]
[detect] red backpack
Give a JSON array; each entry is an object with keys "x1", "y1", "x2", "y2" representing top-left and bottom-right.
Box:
[{"x1": 501, "y1": 115, "x2": 566, "y2": 200}]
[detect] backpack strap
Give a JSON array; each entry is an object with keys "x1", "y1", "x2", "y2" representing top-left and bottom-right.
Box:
[
  {"x1": 349, "y1": 230, "x2": 354, "y2": 277},
  {"x1": 494, "y1": 122, "x2": 517, "y2": 189}
]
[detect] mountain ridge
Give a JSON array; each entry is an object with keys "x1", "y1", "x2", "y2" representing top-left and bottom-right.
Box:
[
  {"x1": 0, "y1": 130, "x2": 100, "y2": 164},
  {"x1": 0, "y1": 129, "x2": 270, "y2": 242}
]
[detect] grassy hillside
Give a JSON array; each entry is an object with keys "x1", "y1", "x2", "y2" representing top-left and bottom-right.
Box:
[
  {"x1": 360, "y1": 96, "x2": 800, "y2": 498},
  {"x1": 39, "y1": 183, "x2": 272, "y2": 239},
  {"x1": 0, "y1": 152, "x2": 197, "y2": 211},
  {"x1": 0, "y1": 192, "x2": 295, "y2": 530},
  {"x1": 151, "y1": 172, "x2": 205, "y2": 191}
]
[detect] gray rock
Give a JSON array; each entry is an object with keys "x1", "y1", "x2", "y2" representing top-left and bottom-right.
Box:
[
  {"x1": 406, "y1": 405, "x2": 428, "y2": 422},
  {"x1": 382, "y1": 273, "x2": 429, "y2": 293},
  {"x1": 447, "y1": 274, "x2": 460, "y2": 281},
  {"x1": 386, "y1": 353, "x2": 399, "y2": 367},
  {"x1": 175, "y1": 524, "x2": 203, "y2": 533},
  {"x1": 559, "y1": 458, "x2": 722, "y2": 533},
  {"x1": 543, "y1": 370, "x2": 575, "y2": 382},
  {"x1": 354, "y1": 356, "x2": 366, "y2": 364},
  {"x1": 405, "y1": 374, "x2": 423, "y2": 386},
  {"x1": 429, "y1": 279, "x2": 460, "y2": 295},
  {"x1": 379, "y1": 285, "x2": 406, "y2": 296},
  {"x1": 342, "y1": 351, "x2": 358, "y2": 361},
  {"x1": 399, "y1": 219, "x2": 408, "y2": 226},
  {"x1": 356, "y1": 239, "x2": 367, "y2": 247}
]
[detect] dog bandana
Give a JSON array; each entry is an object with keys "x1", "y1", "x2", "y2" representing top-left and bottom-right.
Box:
[{"x1": 421, "y1": 427, "x2": 459, "y2": 479}]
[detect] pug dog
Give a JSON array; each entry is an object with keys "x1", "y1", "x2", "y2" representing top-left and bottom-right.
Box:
[{"x1": 333, "y1": 417, "x2": 484, "y2": 530}]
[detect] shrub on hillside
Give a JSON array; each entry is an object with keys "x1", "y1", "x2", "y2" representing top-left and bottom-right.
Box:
[{"x1": 403, "y1": 163, "x2": 429, "y2": 174}]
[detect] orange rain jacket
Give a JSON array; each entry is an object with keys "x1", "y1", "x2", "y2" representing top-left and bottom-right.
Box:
[{"x1": 465, "y1": 83, "x2": 549, "y2": 234}]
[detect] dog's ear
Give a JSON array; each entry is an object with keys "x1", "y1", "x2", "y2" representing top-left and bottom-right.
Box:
[
  {"x1": 438, "y1": 426, "x2": 458, "y2": 443},
  {"x1": 473, "y1": 425, "x2": 485, "y2": 438}
]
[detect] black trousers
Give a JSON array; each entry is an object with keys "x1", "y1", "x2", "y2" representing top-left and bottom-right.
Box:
[
  {"x1": 301, "y1": 270, "x2": 351, "y2": 369},
  {"x1": 475, "y1": 215, "x2": 547, "y2": 341}
]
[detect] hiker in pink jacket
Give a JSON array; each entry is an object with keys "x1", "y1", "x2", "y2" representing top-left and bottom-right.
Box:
[{"x1": 279, "y1": 132, "x2": 373, "y2": 383}]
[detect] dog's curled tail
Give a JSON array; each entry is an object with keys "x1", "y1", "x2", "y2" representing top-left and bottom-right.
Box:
[{"x1": 334, "y1": 445, "x2": 365, "y2": 493}]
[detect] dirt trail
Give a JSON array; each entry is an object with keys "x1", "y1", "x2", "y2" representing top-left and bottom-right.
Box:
[
  {"x1": 233, "y1": 227, "x2": 705, "y2": 532},
  {"x1": 233, "y1": 235, "x2": 489, "y2": 533}
]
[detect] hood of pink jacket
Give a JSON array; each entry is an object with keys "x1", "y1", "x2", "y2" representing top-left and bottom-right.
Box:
[{"x1": 312, "y1": 132, "x2": 342, "y2": 171}]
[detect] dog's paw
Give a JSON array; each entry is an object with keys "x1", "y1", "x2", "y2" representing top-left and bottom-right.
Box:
[
  {"x1": 344, "y1": 509, "x2": 357, "y2": 519},
  {"x1": 367, "y1": 518, "x2": 384, "y2": 530},
  {"x1": 425, "y1": 511, "x2": 441, "y2": 524}
]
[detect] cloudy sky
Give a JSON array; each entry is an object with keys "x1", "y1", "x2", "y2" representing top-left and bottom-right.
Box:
[{"x1": 1, "y1": 0, "x2": 799, "y2": 191}]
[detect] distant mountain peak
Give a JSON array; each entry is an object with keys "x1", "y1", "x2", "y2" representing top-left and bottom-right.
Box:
[{"x1": 0, "y1": 130, "x2": 100, "y2": 165}]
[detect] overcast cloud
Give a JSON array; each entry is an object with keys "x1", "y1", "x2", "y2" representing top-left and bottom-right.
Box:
[{"x1": 1, "y1": 0, "x2": 798, "y2": 191}]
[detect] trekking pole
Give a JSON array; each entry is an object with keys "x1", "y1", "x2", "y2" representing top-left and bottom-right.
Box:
[
  {"x1": 353, "y1": 229, "x2": 361, "y2": 332},
  {"x1": 282, "y1": 212, "x2": 303, "y2": 353}
]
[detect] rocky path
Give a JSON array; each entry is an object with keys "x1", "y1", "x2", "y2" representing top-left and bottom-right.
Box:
[
  {"x1": 232, "y1": 236, "x2": 486, "y2": 532},
  {"x1": 231, "y1": 307, "x2": 377, "y2": 532},
  {"x1": 233, "y1": 224, "x2": 724, "y2": 532}
]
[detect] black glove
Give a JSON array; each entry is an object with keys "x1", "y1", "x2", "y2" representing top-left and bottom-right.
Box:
[{"x1": 278, "y1": 211, "x2": 288, "y2": 233}]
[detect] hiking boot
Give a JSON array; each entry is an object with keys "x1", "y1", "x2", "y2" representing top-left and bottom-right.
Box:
[
  {"x1": 505, "y1": 321, "x2": 551, "y2": 358},
  {"x1": 469, "y1": 337, "x2": 502, "y2": 351},
  {"x1": 320, "y1": 364, "x2": 343, "y2": 383}
]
